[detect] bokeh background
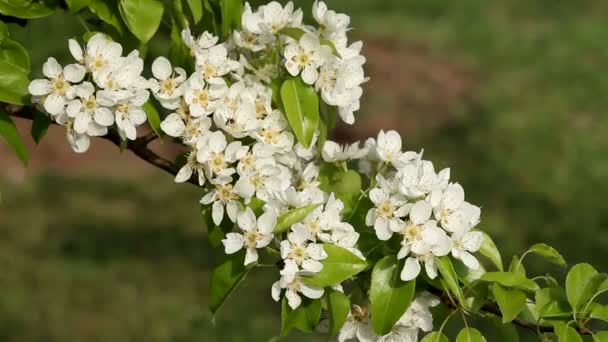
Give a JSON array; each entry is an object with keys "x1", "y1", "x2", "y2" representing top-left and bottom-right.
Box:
[{"x1": 2, "y1": 0, "x2": 608, "y2": 340}]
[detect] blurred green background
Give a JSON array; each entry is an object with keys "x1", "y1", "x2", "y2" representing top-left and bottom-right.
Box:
[{"x1": 2, "y1": 0, "x2": 608, "y2": 340}]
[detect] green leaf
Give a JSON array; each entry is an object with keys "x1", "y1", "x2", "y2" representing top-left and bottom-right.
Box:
[
  {"x1": 220, "y1": 0, "x2": 243, "y2": 38},
  {"x1": 478, "y1": 232, "x2": 503, "y2": 271},
  {"x1": 118, "y1": 0, "x2": 164, "y2": 43},
  {"x1": 89, "y1": 0, "x2": 125, "y2": 35},
  {"x1": 493, "y1": 284, "x2": 526, "y2": 323},
  {"x1": 453, "y1": 257, "x2": 486, "y2": 287},
  {"x1": 535, "y1": 287, "x2": 572, "y2": 319},
  {"x1": 480, "y1": 271, "x2": 539, "y2": 291},
  {"x1": 590, "y1": 303, "x2": 608, "y2": 323},
  {"x1": 421, "y1": 332, "x2": 449, "y2": 342},
  {"x1": 456, "y1": 328, "x2": 487, "y2": 342},
  {"x1": 281, "y1": 297, "x2": 322, "y2": 335},
  {"x1": 553, "y1": 322, "x2": 583, "y2": 342},
  {"x1": 318, "y1": 165, "x2": 362, "y2": 217},
  {"x1": 320, "y1": 38, "x2": 340, "y2": 57},
  {"x1": 326, "y1": 289, "x2": 350, "y2": 337},
  {"x1": 274, "y1": 203, "x2": 321, "y2": 233},
  {"x1": 0, "y1": 0, "x2": 56, "y2": 18},
  {"x1": 185, "y1": 0, "x2": 203, "y2": 24},
  {"x1": 566, "y1": 263, "x2": 607, "y2": 312},
  {"x1": 280, "y1": 27, "x2": 306, "y2": 40},
  {"x1": 66, "y1": 0, "x2": 92, "y2": 12},
  {"x1": 208, "y1": 252, "x2": 253, "y2": 316},
  {"x1": 0, "y1": 40, "x2": 29, "y2": 105},
  {"x1": 143, "y1": 101, "x2": 163, "y2": 139},
  {"x1": 0, "y1": 110, "x2": 28, "y2": 165},
  {"x1": 30, "y1": 111, "x2": 51, "y2": 144},
  {"x1": 247, "y1": 197, "x2": 265, "y2": 216},
  {"x1": 0, "y1": 38, "x2": 30, "y2": 72},
  {"x1": 370, "y1": 256, "x2": 416, "y2": 335},
  {"x1": 525, "y1": 243, "x2": 566, "y2": 267},
  {"x1": 436, "y1": 256, "x2": 466, "y2": 305},
  {"x1": 0, "y1": 21, "x2": 8, "y2": 43},
  {"x1": 207, "y1": 225, "x2": 225, "y2": 248},
  {"x1": 508, "y1": 255, "x2": 526, "y2": 277},
  {"x1": 593, "y1": 331, "x2": 608, "y2": 342},
  {"x1": 304, "y1": 244, "x2": 367, "y2": 287},
  {"x1": 280, "y1": 77, "x2": 320, "y2": 148}
]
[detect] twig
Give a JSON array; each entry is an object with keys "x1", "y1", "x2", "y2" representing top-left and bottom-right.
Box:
[{"x1": 5, "y1": 104, "x2": 198, "y2": 187}]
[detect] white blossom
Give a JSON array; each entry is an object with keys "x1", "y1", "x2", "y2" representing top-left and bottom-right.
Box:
[
  {"x1": 271, "y1": 259, "x2": 324, "y2": 309},
  {"x1": 201, "y1": 177, "x2": 242, "y2": 226},
  {"x1": 284, "y1": 33, "x2": 331, "y2": 85},
  {"x1": 28, "y1": 57, "x2": 85, "y2": 115},
  {"x1": 222, "y1": 208, "x2": 276, "y2": 265},
  {"x1": 280, "y1": 225, "x2": 328, "y2": 273}
]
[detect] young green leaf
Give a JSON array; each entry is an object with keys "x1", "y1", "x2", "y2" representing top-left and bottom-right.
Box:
[
  {"x1": 436, "y1": 256, "x2": 466, "y2": 305},
  {"x1": 320, "y1": 38, "x2": 341, "y2": 57},
  {"x1": 0, "y1": 21, "x2": 7, "y2": 43},
  {"x1": 489, "y1": 314, "x2": 519, "y2": 342},
  {"x1": 143, "y1": 101, "x2": 163, "y2": 139},
  {"x1": 89, "y1": 0, "x2": 125, "y2": 35},
  {"x1": 31, "y1": 111, "x2": 52, "y2": 144},
  {"x1": 326, "y1": 289, "x2": 350, "y2": 337},
  {"x1": 421, "y1": 332, "x2": 449, "y2": 342},
  {"x1": 274, "y1": 203, "x2": 321, "y2": 233},
  {"x1": 280, "y1": 27, "x2": 306, "y2": 40},
  {"x1": 281, "y1": 297, "x2": 322, "y2": 335},
  {"x1": 0, "y1": 1, "x2": 56, "y2": 18},
  {"x1": 594, "y1": 331, "x2": 608, "y2": 342},
  {"x1": 209, "y1": 252, "x2": 253, "y2": 316},
  {"x1": 119, "y1": 0, "x2": 164, "y2": 43},
  {"x1": 508, "y1": 255, "x2": 526, "y2": 277},
  {"x1": 303, "y1": 244, "x2": 367, "y2": 287},
  {"x1": 185, "y1": 0, "x2": 204, "y2": 24},
  {"x1": 220, "y1": 0, "x2": 243, "y2": 38},
  {"x1": 66, "y1": 0, "x2": 92, "y2": 13},
  {"x1": 0, "y1": 110, "x2": 28, "y2": 165},
  {"x1": 566, "y1": 263, "x2": 607, "y2": 312},
  {"x1": 525, "y1": 243, "x2": 566, "y2": 267},
  {"x1": 456, "y1": 328, "x2": 487, "y2": 342},
  {"x1": 478, "y1": 231, "x2": 503, "y2": 271},
  {"x1": 370, "y1": 256, "x2": 416, "y2": 335},
  {"x1": 493, "y1": 284, "x2": 526, "y2": 323},
  {"x1": 0, "y1": 37, "x2": 30, "y2": 105},
  {"x1": 590, "y1": 303, "x2": 608, "y2": 323},
  {"x1": 480, "y1": 271, "x2": 539, "y2": 291},
  {"x1": 280, "y1": 77, "x2": 320, "y2": 148},
  {"x1": 553, "y1": 322, "x2": 583, "y2": 342},
  {"x1": 535, "y1": 287, "x2": 572, "y2": 318}
]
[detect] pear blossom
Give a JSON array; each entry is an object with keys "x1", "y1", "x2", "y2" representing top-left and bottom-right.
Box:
[
  {"x1": 196, "y1": 131, "x2": 248, "y2": 179},
  {"x1": 213, "y1": 81, "x2": 258, "y2": 138},
  {"x1": 150, "y1": 57, "x2": 187, "y2": 108},
  {"x1": 451, "y1": 230, "x2": 484, "y2": 269},
  {"x1": 322, "y1": 140, "x2": 367, "y2": 163},
  {"x1": 281, "y1": 225, "x2": 328, "y2": 273},
  {"x1": 65, "y1": 82, "x2": 114, "y2": 135},
  {"x1": 376, "y1": 130, "x2": 420, "y2": 168},
  {"x1": 195, "y1": 43, "x2": 240, "y2": 84},
  {"x1": 401, "y1": 226, "x2": 452, "y2": 281},
  {"x1": 255, "y1": 110, "x2": 294, "y2": 153},
  {"x1": 184, "y1": 74, "x2": 227, "y2": 117},
  {"x1": 366, "y1": 187, "x2": 409, "y2": 241},
  {"x1": 391, "y1": 201, "x2": 434, "y2": 259},
  {"x1": 181, "y1": 29, "x2": 218, "y2": 56},
  {"x1": 398, "y1": 160, "x2": 449, "y2": 199},
  {"x1": 243, "y1": 1, "x2": 301, "y2": 37},
  {"x1": 69, "y1": 33, "x2": 123, "y2": 75},
  {"x1": 111, "y1": 89, "x2": 149, "y2": 141},
  {"x1": 312, "y1": 1, "x2": 350, "y2": 42},
  {"x1": 284, "y1": 33, "x2": 331, "y2": 85},
  {"x1": 175, "y1": 149, "x2": 207, "y2": 186},
  {"x1": 234, "y1": 163, "x2": 290, "y2": 202},
  {"x1": 378, "y1": 293, "x2": 439, "y2": 342},
  {"x1": 271, "y1": 259, "x2": 324, "y2": 310},
  {"x1": 430, "y1": 183, "x2": 481, "y2": 233},
  {"x1": 338, "y1": 305, "x2": 377, "y2": 342},
  {"x1": 28, "y1": 57, "x2": 86, "y2": 115},
  {"x1": 201, "y1": 178, "x2": 242, "y2": 226},
  {"x1": 222, "y1": 208, "x2": 276, "y2": 265},
  {"x1": 237, "y1": 143, "x2": 276, "y2": 175}
]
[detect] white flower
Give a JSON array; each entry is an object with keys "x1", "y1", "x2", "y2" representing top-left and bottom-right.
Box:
[
  {"x1": 243, "y1": 1, "x2": 301, "y2": 36},
  {"x1": 255, "y1": 110, "x2": 294, "y2": 153},
  {"x1": 398, "y1": 160, "x2": 449, "y2": 199},
  {"x1": 175, "y1": 148, "x2": 207, "y2": 186},
  {"x1": 235, "y1": 163, "x2": 290, "y2": 202},
  {"x1": 95, "y1": 51, "x2": 147, "y2": 101},
  {"x1": 70, "y1": 33, "x2": 123, "y2": 75},
  {"x1": 378, "y1": 293, "x2": 439, "y2": 342},
  {"x1": 312, "y1": 1, "x2": 350, "y2": 42},
  {"x1": 271, "y1": 259, "x2": 324, "y2": 310},
  {"x1": 28, "y1": 57, "x2": 86, "y2": 115},
  {"x1": 284, "y1": 33, "x2": 331, "y2": 85},
  {"x1": 160, "y1": 114, "x2": 211, "y2": 145},
  {"x1": 214, "y1": 81, "x2": 258, "y2": 138},
  {"x1": 181, "y1": 29, "x2": 219, "y2": 56},
  {"x1": 280, "y1": 225, "x2": 328, "y2": 273},
  {"x1": 196, "y1": 131, "x2": 247, "y2": 179},
  {"x1": 237, "y1": 142, "x2": 275, "y2": 175},
  {"x1": 150, "y1": 56, "x2": 187, "y2": 108},
  {"x1": 233, "y1": 28, "x2": 271, "y2": 52},
  {"x1": 366, "y1": 186, "x2": 409, "y2": 241},
  {"x1": 184, "y1": 74, "x2": 227, "y2": 117},
  {"x1": 222, "y1": 208, "x2": 276, "y2": 265},
  {"x1": 375, "y1": 130, "x2": 420, "y2": 168},
  {"x1": 111, "y1": 89, "x2": 149, "y2": 141},
  {"x1": 322, "y1": 140, "x2": 367, "y2": 163},
  {"x1": 338, "y1": 305, "x2": 377, "y2": 342},
  {"x1": 65, "y1": 82, "x2": 114, "y2": 134},
  {"x1": 451, "y1": 230, "x2": 483, "y2": 269},
  {"x1": 195, "y1": 44, "x2": 240, "y2": 84},
  {"x1": 401, "y1": 227, "x2": 452, "y2": 281},
  {"x1": 430, "y1": 183, "x2": 481, "y2": 233},
  {"x1": 391, "y1": 200, "x2": 433, "y2": 259},
  {"x1": 200, "y1": 178, "x2": 242, "y2": 226}
]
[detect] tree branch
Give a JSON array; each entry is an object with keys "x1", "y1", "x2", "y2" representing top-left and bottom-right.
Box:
[
  {"x1": 5, "y1": 104, "x2": 198, "y2": 186},
  {"x1": 428, "y1": 287, "x2": 593, "y2": 336}
]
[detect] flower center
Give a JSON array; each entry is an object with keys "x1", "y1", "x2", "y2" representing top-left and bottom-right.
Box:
[
  {"x1": 306, "y1": 220, "x2": 321, "y2": 236},
  {"x1": 84, "y1": 96, "x2": 96, "y2": 110},
  {"x1": 209, "y1": 153, "x2": 226, "y2": 172},
  {"x1": 255, "y1": 99, "x2": 267, "y2": 119},
  {"x1": 296, "y1": 50, "x2": 313, "y2": 66},
  {"x1": 378, "y1": 200, "x2": 395, "y2": 218},
  {"x1": 250, "y1": 174, "x2": 264, "y2": 189},
  {"x1": 244, "y1": 230, "x2": 260, "y2": 249},
  {"x1": 216, "y1": 184, "x2": 239, "y2": 203},
  {"x1": 195, "y1": 88, "x2": 210, "y2": 107},
  {"x1": 160, "y1": 79, "x2": 176, "y2": 95},
  {"x1": 92, "y1": 56, "x2": 106, "y2": 71},
  {"x1": 261, "y1": 129, "x2": 279, "y2": 144},
  {"x1": 403, "y1": 222, "x2": 421, "y2": 241},
  {"x1": 288, "y1": 245, "x2": 307, "y2": 264},
  {"x1": 51, "y1": 77, "x2": 68, "y2": 96},
  {"x1": 201, "y1": 63, "x2": 217, "y2": 80}
]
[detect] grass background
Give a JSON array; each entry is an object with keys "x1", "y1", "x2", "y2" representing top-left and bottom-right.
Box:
[{"x1": 2, "y1": 0, "x2": 608, "y2": 340}]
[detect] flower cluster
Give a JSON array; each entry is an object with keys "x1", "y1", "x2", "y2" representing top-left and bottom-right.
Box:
[
  {"x1": 28, "y1": 34, "x2": 151, "y2": 152},
  {"x1": 27, "y1": 1, "x2": 487, "y2": 341},
  {"x1": 336, "y1": 293, "x2": 439, "y2": 342},
  {"x1": 362, "y1": 130, "x2": 483, "y2": 282}
]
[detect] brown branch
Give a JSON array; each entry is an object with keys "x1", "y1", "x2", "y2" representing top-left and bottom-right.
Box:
[
  {"x1": 428, "y1": 287, "x2": 593, "y2": 336},
  {"x1": 5, "y1": 104, "x2": 198, "y2": 186}
]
